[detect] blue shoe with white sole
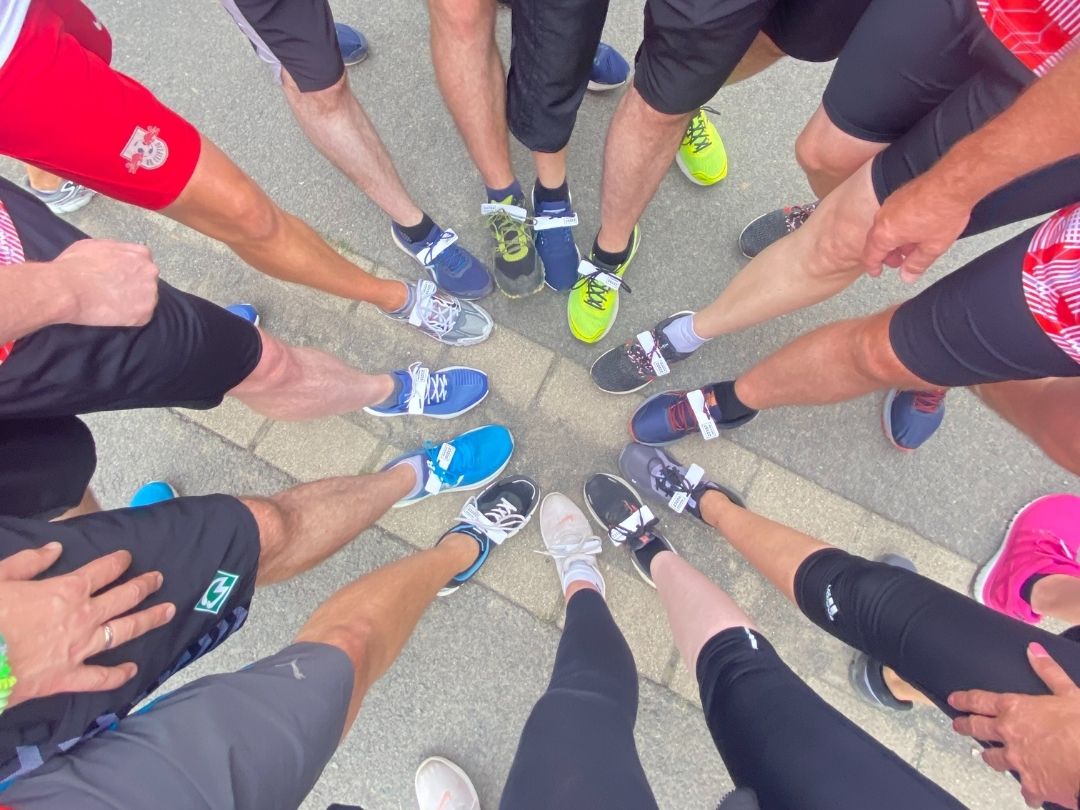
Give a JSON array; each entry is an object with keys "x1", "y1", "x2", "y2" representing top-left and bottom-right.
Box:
[
  {"x1": 392, "y1": 223, "x2": 494, "y2": 300},
  {"x1": 130, "y1": 481, "x2": 177, "y2": 508},
  {"x1": 336, "y1": 23, "x2": 369, "y2": 65},
  {"x1": 882, "y1": 389, "x2": 946, "y2": 452},
  {"x1": 533, "y1": 184, "x2": 581, "y2": 292},
  {"x1": 588, "y1": 43, "x2": 630, "y2": 91},
  {"x1": 364, "y1": 362, "x2": 489, "y2": 419},
  {"x1": 225, "y1": 303, "x2": 260, "y2": 327}
]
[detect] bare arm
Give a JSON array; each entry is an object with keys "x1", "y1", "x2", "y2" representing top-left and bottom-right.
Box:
[{"x1": 0, "y1": 263, "x2": 78, "y2": 345}]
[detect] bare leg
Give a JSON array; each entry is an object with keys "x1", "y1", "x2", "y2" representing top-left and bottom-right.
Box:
[
  {"x1": 428, "y1": 0, "x2": 515, "y2": 188},
  {"x1": 883, "y1": 666, "x2": 934, "y2": 706},
  {"x1": 228, "y1": 330, "x2": 394, "y2": 420},
  {"x1": 54, "y1": 489, "x2": 101, "y2": 520},
  {"x1": 725, "y1": 31, "x2": 786, "y2": 85},
  {"x1": 163, "y1": 136, "x2": 408, "y2": 312},
  {"x1": 534, "y1": 148, "x2": 568, "y2": 189},
  {"x1": 794, "y1": 106, "x2": 888, "y2": 198},
  {"x1": 281, "y1": 72, "x2": 424, "y2": 227},
  {"x1": 23, "y1": 165, "x2": 65, "y2": 192},
  {"x1": 973, "y1": 378, "x2": 1080, "y2": 476},
  {"x1": 1030, "y1": 575, "x2": 1080, "y2": 625}
]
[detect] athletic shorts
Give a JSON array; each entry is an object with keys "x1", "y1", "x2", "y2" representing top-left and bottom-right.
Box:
[
  {"x1": 0, "y1": 0, "x2": 202, "y2": 210},
  {"x1": 220, "y1": 0, "x2": 345, "y2": 92},
  {"x1": 0, "y1": 495, "x2": 261, "y2": 785},
  {"x1": 4, "y1": 643, "x2": 352, "y2": 810}
]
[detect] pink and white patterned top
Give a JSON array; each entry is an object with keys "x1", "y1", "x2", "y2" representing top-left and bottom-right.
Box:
[
  {"x1": 0, "y1": 200, "x2": 26, "y2": 365},
  {"x1": 977, "y1": 0, "x2": 1080, "y2": 77},
  {"x1": 1023, "y1": 203, "x2": 1080, "y2": 365}
]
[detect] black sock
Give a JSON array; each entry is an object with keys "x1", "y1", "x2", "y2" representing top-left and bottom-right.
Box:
[
  {"x1": 486, "y1": 179, "x2": 523, "y2": 203},
  {"x1": 1020, "y1": 573, "x2": 1050, "y2": 606},
  {"x1": 535, "y1": 178, "x2": 569, "y2": 203},
  {"x1": 592, "y1": 236, "x2": 631, "y2": 267},
  {"x1": 394, "y1": 213, "x2": 436, "y2": 243},
  {"x1": 638, "y1": 539, "x2": 672, "y2": 578},
  {"x1": 708, "y1": 381, "x2": 757, "y2": 423}
]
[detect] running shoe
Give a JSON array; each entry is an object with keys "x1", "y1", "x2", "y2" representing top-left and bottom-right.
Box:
[
  {"x1": 22, "y1": 177, "x2": 95, "y2": 215},
  {"x1": 129, "y1": 481, "x2": 178, "y2": 508},
  {"x1": 974, "y1": 494, "x2": 1080, "y2": 624},
  {"x1": 677, "y1": 107, "x2": 728, "y2": 187},
  {"x1": 539, "y1": 492, "x2": 606, "y2": 597},
  {"x1": 483, "y1": 195, "x2": 542, "y2": 298},
  {"x1": 568, "y1": 226, "x2": 640, "y2": 344},
  {"x1": 386, "y1": 280, "x2": 494, "y2": 346},
  {"x1": 618, "y1": 443, "x2": 744, "y2": 522},
  {"x1": 384, "y1": 424, "x2": 514, "y2": 508},
  {"x1": 583, "y1": 472, "x2": 676, "y2": 587},
  {"x1": 415, "y1": 756, "x2": 480, "y2": 810},
  {"x1": 629, "y1": 385, "x2": 757, "y2": 446},
  {"x1": 335, "y1": 22, "x2": 370, "y2": 65},
  {"x1": 225, "y1": 303, "x2": 260, "y2": 326},
  {"x1": 882, "y1": 389, "x2": 946, "y2": 452},
  {"x1": 587, "y1": 42, "x2": 630, "y2": 91},
  {"x1": 590, "y1": 311, "x2": 697, "y2": 394},
  {"x1": 532, "y1": 183, "x2": 581, "y2": 292},
  {"x1": 738, "y1": 201, "x2": 818, "y2": 259},
  {"x1": 717, "y1": 789, "x2": 762, "y2": 810},
  {"x1": 437, "y1": 474, "x2": 539, "y2": 595},
  {"x1": 363, "y1": 362, "x2": 489, "y2": 419},
  {"x1": 391, "y1": 222, "x2": 493, "y2": 300},
  {"x1": 849, "y1": 554, "x2": 917, "y2": 711}
]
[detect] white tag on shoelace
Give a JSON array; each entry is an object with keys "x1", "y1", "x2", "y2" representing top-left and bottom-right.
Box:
[
  {"x1": 636, "y1": 330, "x2": 670, "y2": 377},
  {"x1": 480, "y1": 202, "x2": 529, "y2": 221},
  {"x1": 423, "y1": 469, "x2": 443, "y2": 495},
  {"x1": 533, "y1": 213, "x2": 579, "y2": 231},
  {"x1": 407, "y1": 366, "x2": 430, "y2": 415},
  {"x1": 417, "y1": 229, "x2": 458, "y2": 265},
  {"x1": 577, "y1": 260, "x2": 621, "y2": 291},
  {"x1": 408, "y1": 279, "x2": 438, "y2": 327},
  {"x1": 668, "y1": 463, "x2": 705, "y2": 513},
  {"x1": 435, "y1": 442, "x2": 456, "y2": 469},
  {"x1": 459, "y1": 502, "x2": 509, "y2": 544},
  {"x1": 686, "y1": 389, "x2": 720, "y2": 441},
  {"x1": 609, "y1": 504, "x2": 656, "y2": 544}
]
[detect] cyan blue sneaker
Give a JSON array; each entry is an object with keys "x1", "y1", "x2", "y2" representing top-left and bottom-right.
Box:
[
  {"x1": 437, "y1": 475, "x2": 539, "y2": 595},
  {"x1": 364, "y1": 362, "x2": 489, "y2": 419},
  {"x1": 384, "y1": 424, "x2": 514, "y2": 508},
  {"x1": 629, "y1": 385, "x2": 756, "y2": 446},
  {"x1": 335, "y1": 23, "x2": 370, "y2": 65},
  {"x1": 882, "y1": 389, "x2": 946, "y2": 452},
  {"x1": 392, "y1": 223, "x2": 494, "y2": 300},
  {"x1": 532, "y1": 184, "x2": 581, "y2": 292},
  {"x1": 588, "y1": 42, "x2": 630, "y2": 91},
  {"x1": 130, "y1": 481, "x2": 177, "y2": 508},
  {"x1": 225, "y1": 303, "x2": 260, "y2": 326}
]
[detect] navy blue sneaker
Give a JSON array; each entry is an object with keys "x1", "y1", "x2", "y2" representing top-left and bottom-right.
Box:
[
  {"x1": 618, "y1": 442, "x2": 744, "y2": 522},
  {"x1": 588, "y1": 43, "x2": 630, "y2": 92},
  {"x1": 335, "y1": 23, "x2": 369, "y2": 65},
  {"x1": 532, "y1": 183, "x2": 581, "y2": 292},
  {"x1": 392, "y1": 223, "x2": 494, "y2": 300},
  {"x1": 882, "y1": 389, "x2": 946, "y2": 452},
  {"x1": 437, "y1": 475, "x2": 540, "y2": 595},
  {"x1": 225, "y1": 303, "x2": 260, "y2": 326},
  {"x1": 629, "y1": 386, "x2": 756, "y2": 446},
  {"x1": 364, "y1": 362, "x2": 489, "y2": 419}
]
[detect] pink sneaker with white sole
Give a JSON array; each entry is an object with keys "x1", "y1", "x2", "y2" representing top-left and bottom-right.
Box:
[{"x1": 973, "y1": 494, "x2": 1080, "y2": 623}]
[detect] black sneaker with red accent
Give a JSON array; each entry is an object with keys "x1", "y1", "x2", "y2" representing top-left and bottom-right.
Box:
[
  {"x1": 590, "y1": 311, "x2": 698, "y2": 394},
  {"x1": 583, "y1": 472, "x2": 676, "y2": 587}
]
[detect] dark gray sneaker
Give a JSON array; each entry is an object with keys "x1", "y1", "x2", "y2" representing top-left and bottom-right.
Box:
[
  {"x1": 590, "y1": 311, "x2": 697, "y2": 394},
  {"x1": 618, "y1": 442, "x2": 744, "y2": 522},
  {"x1": 583, "y1": 472, "x2": 676, "y2": 587},
  {"x1": 483, "y1": 196, "x2": 543, "y2": 298},
  {"x1": 738, "y1": 201, "x2": 819, "y2": 259}
]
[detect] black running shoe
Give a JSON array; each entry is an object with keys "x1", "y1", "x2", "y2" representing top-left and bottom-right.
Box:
[
  {"x1": 583, "y1": 472, "x2": 675, "y2": 587},
  {"x1": 738, "y1": 201, "x2": 819, "y2": 259},
  {"x1": 590, "y1": 311, "x2": 698, "y2": 395},
  {"x1": 618, "y1": 442, "x2": 743, "y2": 522}
]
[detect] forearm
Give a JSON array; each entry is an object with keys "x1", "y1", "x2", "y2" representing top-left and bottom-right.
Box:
[{"x1": 0, "y1": 263, "x2": 77, "y2": 344}]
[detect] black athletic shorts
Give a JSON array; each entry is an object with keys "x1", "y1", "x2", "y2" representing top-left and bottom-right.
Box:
[
  {"x1": 221, "y1": 0, "x2": 344, "y2": 92},
  {"x1": 0, "y1": 495, "x2": 260, "y2": 786}
]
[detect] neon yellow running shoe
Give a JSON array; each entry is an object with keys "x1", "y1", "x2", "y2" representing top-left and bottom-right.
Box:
[
  {"x1": 568, "y1": 226, "x2": 640, "y2": 344},
  {"x1": 677, "y1": 107, "x2": 728, "y2": 186}
]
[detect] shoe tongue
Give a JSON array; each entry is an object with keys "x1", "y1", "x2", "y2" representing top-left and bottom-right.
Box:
[{"x1": 536, "y1": 198, "x2": 569, "y2": 215}]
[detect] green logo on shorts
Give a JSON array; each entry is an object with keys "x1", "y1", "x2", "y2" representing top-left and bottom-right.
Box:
[{"x1": 195, "y1": 570, "x2": 239, "y2": 615}]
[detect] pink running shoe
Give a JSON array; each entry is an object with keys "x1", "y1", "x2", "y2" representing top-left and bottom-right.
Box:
[{"x1": 973, "y1": 494, "x2": 1080, "y2": 623}]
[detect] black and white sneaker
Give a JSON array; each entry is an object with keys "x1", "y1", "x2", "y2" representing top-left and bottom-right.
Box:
[
  {"x1": 590, "y1": 311, "x2": 698, "y2": 395},
  {"x1": 583, "y1": 473, "x2": 675, "y2": 587},
  {"x1": 738, "y1": 201, "x2": 819, "y2": 259},
  {"x1": 618, "y1": 442, "x2": 744, "y2": 522}
]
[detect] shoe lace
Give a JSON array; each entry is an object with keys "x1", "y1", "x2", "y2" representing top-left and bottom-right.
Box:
[
  {"x1": 415, "y1": 287, "x2": 461, "y2": 337},
  {"x1": 912, "y1": 389, "x2": 946, "y2": 414},
  {"x1": 432, "y1": 242, "x2": 471, "y2": 278},
  {"x1": 485, "y1": 209, "x2": 533, "y2": 260},
  {"x1": 571, "y1": 267, "x2": 631, "y2": 310},
  {"x1": 608, "y1": 501, "x2": 659, "y2": 546},
  {"x1": 536, "y1": 530, "x2": 604, "y2": 561},
  {"x1": 682, "y1": 107, "x2": 719, "y2": 154},
  {"x1": 666, "y1": 396, "x2": 696, "y2": 434},
  {"x1": 423, "y1": 441, "x2": 467, "y2": 487},
  {"x1": 460, "y1": 495, "x2": 528, "y2": 535},
  {"x1": 408, "y1": 361, "x2": 449, "y2": 405},
  {"x1": 649, "y1": 458, "x2": 692, "y2": 500},
  {"x1": 783, "y1": 201, "x2": 819, "y2": 232},
  {"x1": 624, "y1": 331, "x2": 663, "y2": 380}
]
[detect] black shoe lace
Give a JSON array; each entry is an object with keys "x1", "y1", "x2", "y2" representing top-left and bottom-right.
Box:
[
  {"x1": 607, "y1": 502, "x2": 659, "y2": 546},
  {"x1": 783, "y1": 201, "x2": 819, "y2": 233},
  {"x1": 625, "y1": 332, "x2": 662, "y2": 380},
  {"x1": 682, "y1": 106, "x2": 720, "y2": 154},
  {"x1": 572, "y1": 268, "x2": 632, "y2": 310},
  {"x1": 650, "y1": 459, "x2": 693, "y2": 500}
]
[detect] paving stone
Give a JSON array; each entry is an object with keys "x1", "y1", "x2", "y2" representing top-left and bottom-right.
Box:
[
  {"x1": 679, "y1": 435, "x2": 762, "y2": 496},
  {"x1": 668, "y1": 658, "x2": 702, "y2": 707},
  {"x1": 472, "y1": 519, "x2": 564, "y2": 623},
  {"x1": 255, "y1": 418, "x2": 382, "y2": 481},
  {"x1": 853, "y1": 513, "x2": 979, "y2": 596},
  {"x1": 604, "y1": 566, "x2": 678, "y2": 684},
  {"x1": 174, "y1": 398, "x2": 267, "y2": 449},
  {"x1": 538, "y1": 358, "x2": 643, "y2": 443},
  {"x1": 458, "y1": 326, "x2": 556, "y2": 410}
]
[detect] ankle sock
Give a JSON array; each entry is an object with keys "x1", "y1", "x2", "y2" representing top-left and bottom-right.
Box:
[
  {"x1": 708, "y1": 381, "x2": 757, "y2": 423},
  {"x1": 1020, "y1": 573, "x2": 1050, "y2": 606},
  {"x1": 393, "y1": 213, "x2": 436, "y2": 243},
  {"x1": 486, "y1": 179, "x2": 523, "y2": 204},
  {"x1": 661, "y1": 313, "x2": 708, "y2": 354},
  {"x1": 592, "y1": 236, "x2": 631, "y2": 267},
  {"x1": 389, "y1": 282, "x2": 416, "y2": 317},
  {"x1": 637, "y1": 539, "x2": 672, "y2": 578},
  {"x1": 563, "y1": 560, "x2": 605, "y2": 596},
  {"x1": 392, "y1": 455, "x2": 427, "y2": 499},
  {"x1": 535, "y1": 179, "x2": 569, "y2": 204}
]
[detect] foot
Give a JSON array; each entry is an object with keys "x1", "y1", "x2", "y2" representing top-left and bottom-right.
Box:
[
  {"x1": 629, "y1": 384, "x2": 756, "y2": 446},
  {"x1": 129, "y1": 481, "x2": 178, "y2": 508},
  {"x1": 335, "y1": 22, "x2": 369, "y2": 65},
  {"x1": 539, "y1": 492, "x2": 606, "y2": 596},
  {"x1": 363, "y1": 362, "x2": 489, "y2": 419},
  {"x1": 848, "y1": 554, "x2": 916, "y2": 711},
  {"x1": 391, "y1": 222, "x2": 494, "y2": 300},
  {"x1": 583, "y1": 472, "x2": 675, "y2": 588},
  {"x1": 569, "y1": 226, "x2": 640, "y2": 344},
  {"x1": 590, "y1": 311, "x2": 697, "y2": 394},
  {"x1": 882, "y1": 389, "x2": 946, "y2": 452},
  {"x1": 618, "y1": 442, "x2": 744, "y2": 521},
  {"x1": 22, "y1": 177, "x2": 95, "y2": 215},
  {"x1": 225, "y1": 303, "x2": 260, "y2": 326},
  {"x1": 415, "y1": 756, "x2": 479, "y2": 810},
  {"x1": 386, "y1": 280, "x2": 494, "y2": 346},
  {"x1": 738, "y1": 201, "x2": 818, "y2": 259},
  {"x1": 532, "y1": 183, "x2": 581, "y2": 292},
  {"x1": 587, "y1": 42, "x2": 630, "y2": 91},
  {"x1": 384, "y1": 424, "x2": 515, "y2": 508},
  {"x1": 974, "y1": 494, "x2": 1080, "y2": 623},
  {"x1": 677, "y1": 108, "x2": 728, "y2": 187},
  {"x1": 483, "y1": 196, "x2": 542, "y2": 298},
  {"x1": 437, "y1": 474, "x2": 539, "y2": 595}
]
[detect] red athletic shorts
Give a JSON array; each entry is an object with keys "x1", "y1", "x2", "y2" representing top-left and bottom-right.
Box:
[{"x1": 0, "y1": 0, "x2": 202, "y2": 210}]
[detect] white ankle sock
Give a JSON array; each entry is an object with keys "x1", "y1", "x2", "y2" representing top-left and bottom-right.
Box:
[
  {"x1": 563, "y1": 560, "x2": 606, "y2": 597},
  {"x1": 661, "y1": 313, "x2": 708, "y2": 354},
  {"x1": 392, "y1": 456, "x2": 427, "y2": 499}
]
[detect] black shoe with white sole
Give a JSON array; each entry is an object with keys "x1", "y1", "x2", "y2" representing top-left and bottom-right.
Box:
[{"x1": 583, "y1": 472, "x2": 676, "y2": 587}]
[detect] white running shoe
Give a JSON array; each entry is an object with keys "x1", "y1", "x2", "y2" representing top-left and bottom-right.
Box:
[
  {"x1": 538, "y1": 492, "x2": 605, "y2": 597},
  {"x1": 22, "y1": 177, "x2": 96, "y2": 215},
  {"x1": 415, "y1": 756, "x2": 480, "y2": 810}
]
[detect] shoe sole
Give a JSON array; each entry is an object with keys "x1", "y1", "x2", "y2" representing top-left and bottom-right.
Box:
[
  {"x1": 415, "y1": 757, "x2": 479, "y2": 805},
  {"x1": 587, "y1": 78, "x2": 628, "y2": 92},
  {"x1": 971, "y1": 495, "x2": 1055, "y2": 606},
  {"x1": 569, "y1": 228, "x2": 641, "y2": 344},
  {"x1": 343, "y1": 50, "x2": 370, "y2": 66},
  {"x1": 880, "y1": 388, "x2": 915, "y2": 454},
  {"x1": 391, "y1": 428, "x2": 515, "y2": 509},
  {"x1": 675, "y1": 152, "x2": 728, "y2": 187},
  {"x1": 363, "y1": 367, "x2": 490, "y2": 420},
  {"x1": 389, "y1": 225, "x2": 494, "y2": 301}
]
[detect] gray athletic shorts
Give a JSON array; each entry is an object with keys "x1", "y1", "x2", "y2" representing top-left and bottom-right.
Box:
[{"x1": 3, "y1": 643, "x2": 354, "y2": 810}]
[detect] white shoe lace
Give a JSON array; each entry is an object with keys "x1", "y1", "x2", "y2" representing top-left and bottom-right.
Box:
[
  {"x1": 537, "y1": 530, "x2": 604, "y2": 564},
  {"x1": 458, "y1": 496, "x2": 527, "y2": 544},
  {"x1": 407, "y1": 362, "x2": 449, "y2": 406},
  {"x1": 412, "y1": 282, "x2": 461, "y2": 337}
]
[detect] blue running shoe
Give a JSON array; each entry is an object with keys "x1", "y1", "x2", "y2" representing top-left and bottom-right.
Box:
[
  {"x1": 384, "y1": 424, "x2": 515, "y2": 508},
  {"x1": 336, "y1": 23, "x2": 370, "y2": 65},
  {"x1": 882, "y1": 389, "x2": 946, "y2": 452},
  {"x1": 588, "y1": 43, "x2": 630, "y2": 92},
  {"x1": 629, "y1": 385, "x2": 757, "y2": 446},
  {"x1": 364, "y1": 362, "x2": 489, "y2": 419},
  {"x1": 225, "y1": 303, "x2": 260, "y2": 326},
  {"x1": 391, "y1": 223, "x2": 494, "y2": 300},
  {"x1": 532, "y1": 183, "x2": 581, "y2": 292},
  {"x1": 130, "y1": 481, "x2": 177, "y2": 508},
  {"x1": 436, "y1": 474, "x2": 539, "y2": 595}
]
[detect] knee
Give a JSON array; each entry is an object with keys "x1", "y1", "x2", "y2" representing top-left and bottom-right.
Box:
[
  {"x1": 429, "y1": 0, "x2": 491, "y2": 42},
  {"x1": 239, "y1": 333, "x2": 295, "y2": 392},
  {"x1": 218, "y1": 182, "x2": 281, "y2": 244},
  {"x1": 286, "y1": 73, "x2": 349, "y2": 112},
  {"x1": 852, "y1": 312, "x2": 909, "y2": 385},
  {"x1": 303, "y1": 618, "x2": 377, "y2": 679},
  {"x1": 795, "y1": 127, "x2": 858, "y2": 189},
  {"x1": 801, "y1": 212, "x2": 865, "y2": 283}
]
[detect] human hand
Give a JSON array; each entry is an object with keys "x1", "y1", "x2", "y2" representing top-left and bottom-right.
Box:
[
  {"x1": 0, "y1": 543, "x2": 175, "y2": 707},
  {"x1": 949, "y1": 643, "x2": 1080, "y2": 809},
  {"x1": 52, "y1": 239, "x2": 160, "y2": 327}
]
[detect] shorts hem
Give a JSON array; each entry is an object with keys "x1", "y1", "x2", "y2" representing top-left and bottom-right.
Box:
[{"x1": 821, "y1": 92, "x2": 900, "y2": 145}]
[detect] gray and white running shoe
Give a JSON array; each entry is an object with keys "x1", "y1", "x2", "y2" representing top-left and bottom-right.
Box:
[
  {"x1": 738, "y1": 201, "x2": 819, "y2": 259},
  {"x1": 22, "y1": 177, "x2": 96, "y2": 215},
  {"x1": 618, "y1": 442, "x2": 744, "y2": 522},
  {"x1": 387, "y1": 279, "x2": 494, "y2": 346}
]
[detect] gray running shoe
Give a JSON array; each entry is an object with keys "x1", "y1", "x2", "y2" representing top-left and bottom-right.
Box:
[
  {"x1": 738, "y1": 201, "x2": 819, "y2": 259},
  {"x1": 22, "y1": 177, "x2": 95, "y2": 215},
  {"x1": 618, "y1": 442, "x2": 744, "y2": 522},
  {"x1": 483, "y1": 195, "x2": 543, "y2": 298},
  {"x1": 386, "y1": 280, "x2": 494, "y2": 346},
  {"x1": 848, "y1": 554, "x2": 916, "y2": 711},
  {"x1": 590, "y1": 311, "x2": 697, "y2": 395}
]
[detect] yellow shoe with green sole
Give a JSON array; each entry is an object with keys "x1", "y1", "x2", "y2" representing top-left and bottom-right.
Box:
[
  {"x1": 677, "y1": 107, "x2": 728, "y2": 186},
  {"x1": 568, "y1": 226, "x2": 640, "y2": 344}
]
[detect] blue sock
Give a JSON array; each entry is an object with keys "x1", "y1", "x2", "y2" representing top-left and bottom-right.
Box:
[
  {"x1": 486, "y1": 180, "x2": 523, "y2": 203},
  {"x1": 661, "y1": 313, "x2": 708, "y2": 354}
]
